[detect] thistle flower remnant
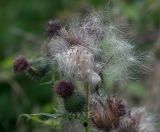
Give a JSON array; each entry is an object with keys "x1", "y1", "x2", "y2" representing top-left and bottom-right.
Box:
[
  {"x1": 54, "y1": 80, "x2": 74, "y2": 98},
  {"x1": 13, "y1": 56, "x2": 30, "y2": 73},
  {"x1": 90, "y1": 96, "x2": 129, "y2": 131},
  {"x1": 90, "y1": 96, "x2": 156, "y2": 132},
  {"x1": 119, "y1": 107, "x2": 156, "y2": 132}
]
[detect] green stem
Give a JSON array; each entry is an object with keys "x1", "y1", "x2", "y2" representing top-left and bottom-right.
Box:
[
  {"x1": 84, "y1": 126, "x2": 89, "y2": 132},
  {"x1": 84, "y1": 83, "x2": 90, "y2": 132}
]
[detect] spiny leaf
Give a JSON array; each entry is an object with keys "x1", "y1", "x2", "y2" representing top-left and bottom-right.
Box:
[
  {"x1": 18, "y1": 111, "x2": 88, "y2": 126},
  {"x1": 18, "y1": 113, "x2": 61, "y2": 128}
]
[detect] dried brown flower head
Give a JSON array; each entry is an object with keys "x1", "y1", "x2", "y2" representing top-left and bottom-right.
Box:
[
  {"x1": 90, "y1": 96, "x2": 129, "y2": 131},
  {"x1": 91, "y1": 96, "x2": 156, "y2": 132}
]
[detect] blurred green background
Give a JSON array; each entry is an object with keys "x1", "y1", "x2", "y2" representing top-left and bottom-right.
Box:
[{"x1": 0, "y1": 0, "x2": 160, "y2": 131}]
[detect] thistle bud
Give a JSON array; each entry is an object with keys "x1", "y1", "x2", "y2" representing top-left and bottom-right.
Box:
[
  {"x1": 63, "y1": 92, "x2": 85, "y2": 113},
  {"x1": 13, "y1": 56, "x2": 30, "y2": 73},
  {"x1": 54, "y1": 80, "x2": 74, "y2": 98}
]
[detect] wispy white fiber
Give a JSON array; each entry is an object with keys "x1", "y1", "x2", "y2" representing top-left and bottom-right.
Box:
[{"x1": 45, "y1": 11, "x2": 150, "y2": 85}]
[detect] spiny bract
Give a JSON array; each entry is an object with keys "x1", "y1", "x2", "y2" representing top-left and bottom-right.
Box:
[{"x1": 64, "y1": 92, "x2": 86, "y2": 113}]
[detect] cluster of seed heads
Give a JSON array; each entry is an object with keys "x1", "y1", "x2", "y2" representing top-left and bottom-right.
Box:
[
  {"x1": 13, "y1": 11, "x2": 151, "y2": 88},
  {"x1": 44, "y1": 11, "x2": 150, "y2": 86}
]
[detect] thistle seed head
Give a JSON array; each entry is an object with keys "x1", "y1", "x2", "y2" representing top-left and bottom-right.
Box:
[
  {"x1": 106, "y1": 96, "x2": 130, "y2": 117},
  {"x1": 56, "y1": 45, "x2": 101, "y2": 85},
  {"x1": 119, "y1": 108, "x2": 156, "y2": 132},
  {"x1": 91, "y1": 96, "x2": 156, "y2": 132},
  {"x1": 60, "y1": 28, "x2": 83, "y2": 46},
  {"x1": 13, "y1": 56, "x2": 30, "y2": 73},
  {"x1": 118, "y1": 116, "x2": 136, "y2": 132},
  {"x1": 54, "y1": 80, "x2": 74, "y2": 98},
  {"x1": 130, "y1": 107, "x2": 156, "y2": 132},
  {"x1": 90, "y1": 96, "x2": 129, "y2": 131},
  {"x1": 44, "y1": 11, "x2": 150, "y2": 85}
]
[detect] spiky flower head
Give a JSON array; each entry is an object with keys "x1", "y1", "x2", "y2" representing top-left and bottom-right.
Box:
[
  {"x1": 54, "y1": 80, "x2": 74, "y2": 98},
  {"x1": 90, "y1": 96, "x2": 129, "y2": 131},
  {"x1": 63, "y1": 92, "x2": 86, "y2": 113},
  {"x1": 13, "y1": 56, "x2": 30, "y2": 73}
]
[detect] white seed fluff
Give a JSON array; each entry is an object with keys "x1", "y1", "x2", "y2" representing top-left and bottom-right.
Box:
[{"x1": 45, "y1": 11, "x2": 149, "y2": 85}]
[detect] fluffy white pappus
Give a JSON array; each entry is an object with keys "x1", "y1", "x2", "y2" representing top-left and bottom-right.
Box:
[
  {"x1": 103, "y1": 63, "x2": 130, "y2": 83},
  {"x1": 89, "y1": 71, "x2": 101, "y2": 86},
  {"x1": 79, "y1": 11, "x2": 105, "y2": 43},
  {"x1": 98, "y1": 24, "x2": 151, "y2": 82},
  {"x1": 55, "y1": 45, "x2": 101, "y2": 85},
  {"x1": 131, "y1": 107, "x2": 156, "y2": 132},
  {"x1": 119, "y1": 116, "x2": 135, "y2": 132},
  {"x1": 126, "y1": 51, "x2": 152, "y2": 75},
  {"x1": 62, "y1": 11, "x2": 105, "y2": 54},
  {"x1": 47, "y1": 36, "x2": 69, "y2": 58},
  {"x1": 119, "y1": 107, "x2": 156, "y2": 132},
  {"x1": 100, "y1": 25, "x2": 133, "y2": 60},
  {"x1": 60, "y1": 27, "x2": 98, "y2": 54},
  {"x1": 45, "y1": 11, "x2": 150, "y2": 84}
]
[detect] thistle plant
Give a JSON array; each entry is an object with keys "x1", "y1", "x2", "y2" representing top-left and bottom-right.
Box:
[{"x1": 14, "y1": 11, "x2": 156, "y2": 132}]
